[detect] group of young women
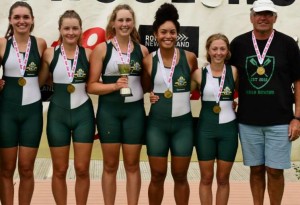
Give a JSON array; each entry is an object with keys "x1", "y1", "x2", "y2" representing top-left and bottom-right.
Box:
[{"x1": 0, "y1": 1, "x2": 238, "y2": 205}]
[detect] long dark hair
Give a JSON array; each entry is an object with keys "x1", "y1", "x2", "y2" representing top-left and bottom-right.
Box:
[{"x1": 5, "y1": 1, "x2": 34, "y2": 39}]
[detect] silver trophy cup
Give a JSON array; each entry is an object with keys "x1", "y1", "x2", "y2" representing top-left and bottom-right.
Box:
[{"x1": 118, "y1": 64, "x2": 132, "y2": 97}]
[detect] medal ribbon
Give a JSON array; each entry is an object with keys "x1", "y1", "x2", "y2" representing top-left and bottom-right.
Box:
[
  {"x1": 207, "y1": 64, "x2": 226, "y2": 104},
  {"x1": 113, "y1": 36, "x2": 131, "y2": 64},
  {"x1": 12, "y1": 35, "x2": 31, "y2": 77},
  {"x1": 157, "y1": 48, "x2": 177, "y2": 90},
  {"x1": 61, "y1": 44, "x2": 79, "y2": 83},
  {"x1": 252, "y1": 30, "x2": 274, "y2": 65}
]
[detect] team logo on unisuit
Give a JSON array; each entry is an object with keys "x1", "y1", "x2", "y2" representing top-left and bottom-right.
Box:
[
  {"x1": 245, "y1": 55, "x2": 275, "y2": 89},
  {"x1": 130, "y1": 61, "x2": 142, "y2": 75},
  {"x1": 74, "y1": 68, "x2": 86, "y2": 79},
  {"x1": 27, "y1": 62, "x2": 37, "y2": 71},
  {"x1": 222, "y1": 86, "x2": 232, "y2": 96},
  {"x1": 174, "y1": 76, "x2": 187, "y2": 89}
]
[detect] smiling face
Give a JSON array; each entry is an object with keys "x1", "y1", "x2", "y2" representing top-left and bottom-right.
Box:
[
  {"x1": 250, "y1": 10, "x2": 277, "y2": 37},
  {"x1": 59, "y1": 17, "x2": 82, "y2": 45},
  {"x1": 112, "y1": 9, "x2": 134, "y2": 38},
  {"x1": 154, "y1": 21, "x2": 177, "y2": 50},
  {"x1": 207, "y1": 39, "x2": 229, "y2": 65},
  {"x1": 9, "y1": 6, "x2": 34, "y2": 35}
]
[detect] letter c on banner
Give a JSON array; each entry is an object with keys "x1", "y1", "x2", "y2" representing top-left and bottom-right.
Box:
[{"x1": 82, "y1": 27, "x2": 106, "y2": 50}]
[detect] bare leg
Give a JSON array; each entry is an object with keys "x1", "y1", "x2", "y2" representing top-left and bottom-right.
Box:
[
  {"x1": 18, "y1": 146, "x2": 39, "y2": 205},
  {"x1": 73, "y1": 142, "x2": 93, "y2": 205},
  {"x1": 216, "y1": 160, "x2": 234, "y2": 205},
  {"x1": 122, "y1": 144, "x2": 142, "y2": 205},
  {"x1": 101, "y1": 143, "x2": 121, "y2": 205},
  {"x1": 250, "y1": 165, "x2": 266, "y2": 205},
  {"x1": 266, "y1": 167, "x2": 284, "y2": 205},
  {"x1": 50, "y1": 146, "x2": 70, "y2": 205},
  {"x1": 0, "y1": 147, "x2": 18, "y2": 205},
  {"x1": 148, "y1": 156, "x2": 168, "y2": 205},
  {"x1": 199, "y1": 160, "x2": 214, "y2": 205},
  {"x1": 171, "y1": 156, "x2": 191, "y2": 205}
]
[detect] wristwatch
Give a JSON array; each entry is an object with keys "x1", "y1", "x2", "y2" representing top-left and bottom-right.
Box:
[{"x1": 294, "y1": 116, "x2": 300, "y2": 121}]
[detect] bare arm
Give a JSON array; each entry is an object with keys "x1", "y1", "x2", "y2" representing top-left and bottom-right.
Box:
[
  {"x1": 38, "y1": 48, "x2": 53, "y2": 87},
  {"x1": 140, "y1": 44, "x2": 149, "y2": 58},
  {"x1": 85, "y1": 47, "x2": 92, "y2": 60},
  {"x1": 87, "y1": 42, "x2": 127, "y2": 95},
  {"x1": 0, "y1": 38, "x2": 6, "y2": 91},
  {"x1": 141, "y1": 53, "x2": 153, "y2": 93},
  {"x1": 289, "y1": 79, "x2": 300, "y2": 141},
  {"x1": 36, "y1": 37, "x2": 47, "y2": 57},
  {"x1": 0, "y1": 38, "x2": 6, "y2": 66},
  {"x1": 185, "y1": 50, "x2": 200, "y2": 91}
]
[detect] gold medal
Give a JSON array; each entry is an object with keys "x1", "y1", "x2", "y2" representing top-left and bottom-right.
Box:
[
  {"x1": 257, "y1": 66, "x2": 265, "y2": 75},
  {"x1": 213, "y1": 105, "x2": 221, "y2": 114},
  {"x1": 67, "y1": 84, "x2": 75, "y2": 93},
  {"x1": 18, "y1": 77, "x2": 26, "y2": 86},
  {"x1": 164, "y1": 89, "x2": 173, "y2": 98}
]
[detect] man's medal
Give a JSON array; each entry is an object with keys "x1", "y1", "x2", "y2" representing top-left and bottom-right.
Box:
[{"x1": 252, "y1": 30, "x2": 274, "y2": 76}]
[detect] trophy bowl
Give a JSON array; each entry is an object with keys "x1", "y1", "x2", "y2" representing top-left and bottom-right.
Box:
[{"x1": 118, "y1": 64, "x2": 133, "y2": 97}]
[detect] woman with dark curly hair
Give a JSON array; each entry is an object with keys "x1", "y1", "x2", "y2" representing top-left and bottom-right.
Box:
[{"x1": 142, "y1": 3, "x2": 198, "y2": 205}]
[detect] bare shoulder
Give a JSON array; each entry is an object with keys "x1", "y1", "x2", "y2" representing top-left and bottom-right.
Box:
[
  {"x1": 184, "y1": 50, "x2": 197, "y2": 60},
  {"x1": 35, "y1": 37, "x2": 47, "y2": 55},
  {"x1": 184, "y1": 49, "x2": 198, "y2": 71},
  {"x1": 43, "y1": 47, "x2": 54, "y2": 63},
  {"x1": 143, "y1": 51, "x2": 153, "y2": 64},
  {"x1": 84, "y1": 47, "x2": 92, "y2": 59},
  {"x1": 0, "y1": 37, "x2": 7, "y2": 59},
  {"x1": 95, "y1": 41, "x2": 107, "y2": 52},
  {"x1": 140, "y1": 44, "x2": 149, "y2": 57},
  {"x1": 0, "y1": 37, "x2": 7, "y2": 45},
  {"x1": 91, "y1": 41, "x2": 107, "y2": 57},
  {"x1": 36, "y1": 37, "x2": 46, "y2": 45},
  {"x1": 0, "y1": 37, "x2": 7, "y2": 50},
  {"x1": 231, "y1": 65, "x2": 238, "y2": 81}
]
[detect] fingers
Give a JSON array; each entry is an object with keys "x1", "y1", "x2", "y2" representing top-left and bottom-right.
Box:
[
  {"x1": 149, "y1": 91, "x2": 159, "y2": 104},
  {"x1": 115, "y1": 77, "x2": 128, "y2": 90},
  {"x1": 0, "y1": 79, "x2": 5, "y2": 91},
  {"x1": 288, "y1": 119, "x2": 300, "y2": 141}
]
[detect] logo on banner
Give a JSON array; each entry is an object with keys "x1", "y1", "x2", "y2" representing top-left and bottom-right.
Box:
[
  {"x1": 138, "y1": 25, "x2": 199, "y2": 57},
  {"x1": 246, "y1": 55, "x2": 275, "y2": 90}
]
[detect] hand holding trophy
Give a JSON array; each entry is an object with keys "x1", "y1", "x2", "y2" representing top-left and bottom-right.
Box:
[{"x1": 118, "y1": 64, "x2": 133, "y2": 97}]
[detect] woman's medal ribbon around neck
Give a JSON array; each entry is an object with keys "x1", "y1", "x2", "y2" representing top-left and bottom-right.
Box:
[
  {"x1": 13, "y1": 36, "x2": 31, "y2": 87},
  {"x1": 158, "y1": 48, "x2": 177, "y2": 99},
  {"x1": 207, "y1": 64, "x2": 226, "y2": 114},
  {"x1": 61, "y1": 44, "x2": 79, "y2": 93}
]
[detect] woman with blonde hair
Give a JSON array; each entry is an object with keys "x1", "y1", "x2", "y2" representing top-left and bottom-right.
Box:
[
  {"x1": 195, "y1": 33, "x2": 238, "y2": 205},
  {"x1": 87, "y1": 4, "x2": 148, "y2": 205}
]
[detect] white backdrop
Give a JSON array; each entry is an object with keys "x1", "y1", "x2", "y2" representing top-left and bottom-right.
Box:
[{"x1": 0, "y1": 0, "x2": 299, "y2": 66}]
